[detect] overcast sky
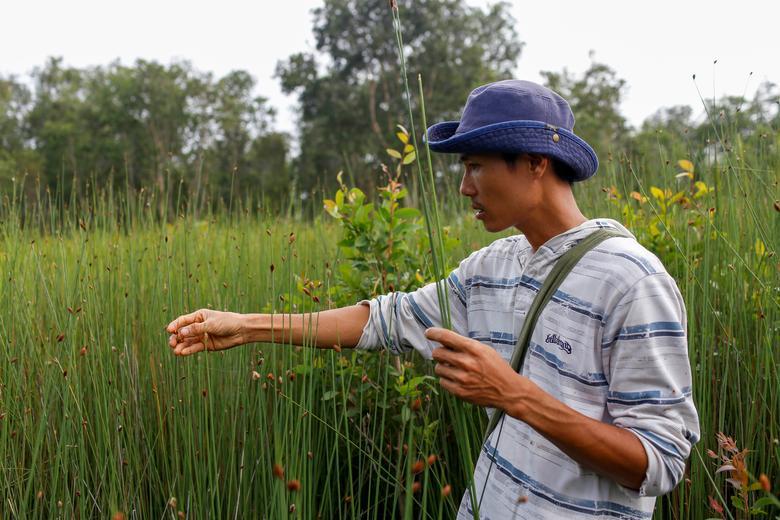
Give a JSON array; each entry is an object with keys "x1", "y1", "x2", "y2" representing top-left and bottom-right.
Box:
[{"x1": 2, "y1": 0, "x2": 778, "y2": 136}]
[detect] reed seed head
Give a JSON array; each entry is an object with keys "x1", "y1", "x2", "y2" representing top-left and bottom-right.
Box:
[
  {"x1": 412, "y1": 481, "x2": 421, "y2": 494},
  {"x1": 759, "y1": 473, "x2": 771, "y2": 492},
  {"x1": 273, "y1": 463, "x2": 285, "y2": 479},
  {"x1": 427, "y1": 454, "x2": 437, "y2": 466},
  {"x1": 412, "y1": 460, "x2": 425, "y2": 474},
  {"x1": 287, "y1": 479, "x2": 301, "y2": 492},
  {"x1": 441, "y1": 484, "x2": 451, "y2": 497}
]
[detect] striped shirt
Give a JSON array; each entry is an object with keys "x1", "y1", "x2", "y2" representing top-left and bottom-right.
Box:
[{"x1": 356, "y1": 218, "x2": 700, "y2": 519}]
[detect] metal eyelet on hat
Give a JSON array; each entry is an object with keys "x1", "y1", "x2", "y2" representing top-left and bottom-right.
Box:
[{"x1": 552, "y1": 133, "x2": 560, "y2": 143}]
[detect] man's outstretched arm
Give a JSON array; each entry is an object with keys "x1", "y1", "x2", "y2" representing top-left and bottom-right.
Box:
[{"x1": 166, "y1": 305, "x2": 369, "y2": 356}]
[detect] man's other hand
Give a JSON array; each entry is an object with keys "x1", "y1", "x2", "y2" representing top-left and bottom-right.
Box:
[{"x1": 426, "y1": 327, "x2": 527, "y2": 411}]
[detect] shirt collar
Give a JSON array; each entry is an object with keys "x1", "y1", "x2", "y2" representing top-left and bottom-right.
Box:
[{"x1": 531, "y1": 218, "x2": 634, "y2": 258}]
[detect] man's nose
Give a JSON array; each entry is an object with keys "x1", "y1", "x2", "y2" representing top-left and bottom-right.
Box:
[{"x1": 460, "y1": 172, "x2": 476, "y2": 197}]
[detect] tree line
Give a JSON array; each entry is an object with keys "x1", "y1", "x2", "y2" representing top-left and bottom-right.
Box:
[{"x1": 1, "y1": 0, "x2": 777, "y2": 211}]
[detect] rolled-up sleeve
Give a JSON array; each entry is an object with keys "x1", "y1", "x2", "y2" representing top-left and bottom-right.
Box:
[
  {"x1": 601, "y1": 272, "x2": 700, "y2": 497},
  {"x1": 355, "y1": 265, "x2": 469, "y2": 359}
]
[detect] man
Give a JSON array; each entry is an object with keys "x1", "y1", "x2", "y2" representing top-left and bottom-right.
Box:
[{"x1": 167, "y1": 80, "x2": 699, "y2": 519}]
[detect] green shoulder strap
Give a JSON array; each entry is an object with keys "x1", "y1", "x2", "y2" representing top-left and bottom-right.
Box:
[{"x1": 483, "y1": 227, "x2": 629, "y2": 442}]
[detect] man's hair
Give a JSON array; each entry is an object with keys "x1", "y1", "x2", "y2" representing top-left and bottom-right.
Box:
[{"x1": 501, "y1": 152, "x2": 576, "y2": 185}]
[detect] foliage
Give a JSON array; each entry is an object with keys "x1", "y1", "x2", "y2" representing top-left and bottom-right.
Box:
[
  {"x1": 0, "y1": 58, "x2": 290, "y2": 208},
  {"x1": 324, "y1": 128, "x2": 460, "y2": 303},
  {"x1": 705, "y1": 432, "x2": 780, "y2": 519}
]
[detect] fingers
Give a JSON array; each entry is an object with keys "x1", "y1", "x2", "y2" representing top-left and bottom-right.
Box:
[
  {"x1": 175, "y1": 342, "x2": 206, "y2": 356},
  {"x1": 434, "y1": 362, "x2": 462, "y2": 383},
  {"x1": 177, "y1": 321, "x2": 207, "y2": 340},
  {"x1": 431, "y1": 346, "x2": 469, "y2": 367},
  {"x1": 166, "y1": 309, "x2": 205, "y2": 333},
  {"x1": 425, "y1": 327, "x2": 475, "y2": 353}
]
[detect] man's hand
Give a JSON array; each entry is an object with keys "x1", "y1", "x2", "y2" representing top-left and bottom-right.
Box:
[
  {"x1": 426, "y1": 327, "x2": 526, "y2": 411},
  {"x1": 166, "y1": 309, "x2": 246, "y2": 356}
]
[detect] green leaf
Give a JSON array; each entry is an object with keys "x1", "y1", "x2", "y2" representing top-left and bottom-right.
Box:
[
  {"x1": 386, "y1": 148, "x2": 402, "y2": 159},
  {"x1": 396, "y1": 131, "x2": 409, "y2": 144},
  {"x1": 401, "y1": 405, "x2": 411, "y2": 423},
  {"x1": 321, "y1": 390, "x2": 338, "y2": 401},
  {"x1": 395, "y1": 207, "x2": 420, "y2": 220},
  {"x1": 753, "y1": 496, "x2": 780, "y2": 508},
  {"x1": 402, "y1": 150, "x2": 416, "y2": 165}
]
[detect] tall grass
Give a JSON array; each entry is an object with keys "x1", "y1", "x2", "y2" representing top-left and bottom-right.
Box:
[{"x1": 1, "y1": 13, "x2": 778, "y2": 520}]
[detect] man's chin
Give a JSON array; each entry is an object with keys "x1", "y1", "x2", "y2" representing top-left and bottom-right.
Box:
[{"x1": 481, "y1": 219, "x2": 511, "y2": 233}]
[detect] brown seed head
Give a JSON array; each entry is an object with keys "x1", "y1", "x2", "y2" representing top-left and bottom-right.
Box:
[
  {"x1": 412, "y1": 460, "x2": 425, "y2": 474},
  {"x1": 177, "y1": 511, "x2": 186, "y2": 519},
  {"x1": 287, "y1": 479, "x2": 301, "y2": 492},
  {"x1": 80, "y1": 346, "x2": 87, "y2": 356},
  {"x1": 307, "y1": 451, "x2": 313, "y2": 460},
  {"x1": 251, "y1": 371, "x2": 261, "y2": 380},
  {"x1": 411, "y1": 397, "x2": 421, "y2": 411},
  {"x1": 168, "y1": 497, "x2": 178, "y2": 509},
  {"x1": 759, "y1": 473, "x2": 771, "y2": 492},
  {"x1": 412, "y1": 481, "x2": 421, "y2": 494},
  {"x1": 289, "y1": 504, "x2": 296, "y2": 513},
  {"x1": 273, "y1": 463, "x2": 285, "y2": 479},
  {"x1": 37, "y1": 490, "x2": 44, "y2": 500},
  {"x1": 441, "y1": 484, "x2": 451, "y2": 497},
  {"x1": 427, "y1": 454, "x2": 437, "y2": 466},
  {"x1": 112, "y1": 513, "x2": 126, "y2": 520}
]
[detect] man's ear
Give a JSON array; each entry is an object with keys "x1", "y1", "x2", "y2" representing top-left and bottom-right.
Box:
[{"x1": 525, "y1": 154, "x2": 549, "y2": 178}]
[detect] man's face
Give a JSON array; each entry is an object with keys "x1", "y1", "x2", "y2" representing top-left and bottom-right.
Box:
[{"x1": 459, "y1": 153, "x2": 535, "y2": 233}]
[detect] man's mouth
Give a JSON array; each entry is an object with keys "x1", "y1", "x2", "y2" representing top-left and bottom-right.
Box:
[{"x1": 472, "y1": 205, "x2": 485, "y2": 219}]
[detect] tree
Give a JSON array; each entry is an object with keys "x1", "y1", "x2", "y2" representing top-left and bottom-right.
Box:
[
  {"x1": 276, "y1": 0, "x2": 523, "y2": 195},
  {"x1": 0, "y1": 76, "x2": 35, "y2": 188}
]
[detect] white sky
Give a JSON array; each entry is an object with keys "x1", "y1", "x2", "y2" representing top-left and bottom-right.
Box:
[{"x1": 2, "y1": 0, "x2": 778, "y2": 137}]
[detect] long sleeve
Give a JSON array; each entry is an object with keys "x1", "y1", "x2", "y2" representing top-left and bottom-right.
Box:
[
  {"x1": 601, "y1": 271, "x2": 700, "y2": 497},
  {"x1": 355, "y1": 266, "x2": 469, "y2": 360}
]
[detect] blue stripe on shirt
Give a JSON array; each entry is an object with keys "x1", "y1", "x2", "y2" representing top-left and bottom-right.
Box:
[
  {"x1": 632, "y1": 428, "x2": 685, "y2": 460},
  {"x1": 530, "y1": 342, "x2": 609, "y2": 387},
  {"x1": 406, "y1": 294, "x2": 434, "y2": 328},
  {"x1": 482, "y1": 440, "x2": 652, "y2": 519}
]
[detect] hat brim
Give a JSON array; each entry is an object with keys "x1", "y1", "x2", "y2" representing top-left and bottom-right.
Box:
[{"x1": 425, "y1": 120, "x2": 598, "y2": 181}]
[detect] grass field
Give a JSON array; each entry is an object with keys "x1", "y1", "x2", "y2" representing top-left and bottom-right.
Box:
[{"x1": 1, "y1": 127, "x2": 778, "y2": 518}]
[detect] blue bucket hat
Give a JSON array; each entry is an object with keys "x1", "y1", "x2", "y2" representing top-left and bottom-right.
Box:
[{"x1": 426, "y1": 80, "x2": 598, "y2": 181}]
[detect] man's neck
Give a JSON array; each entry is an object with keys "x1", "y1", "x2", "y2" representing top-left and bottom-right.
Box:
[{"x1": 519, "y1": 195, "x2": 588, "y2": 252}]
